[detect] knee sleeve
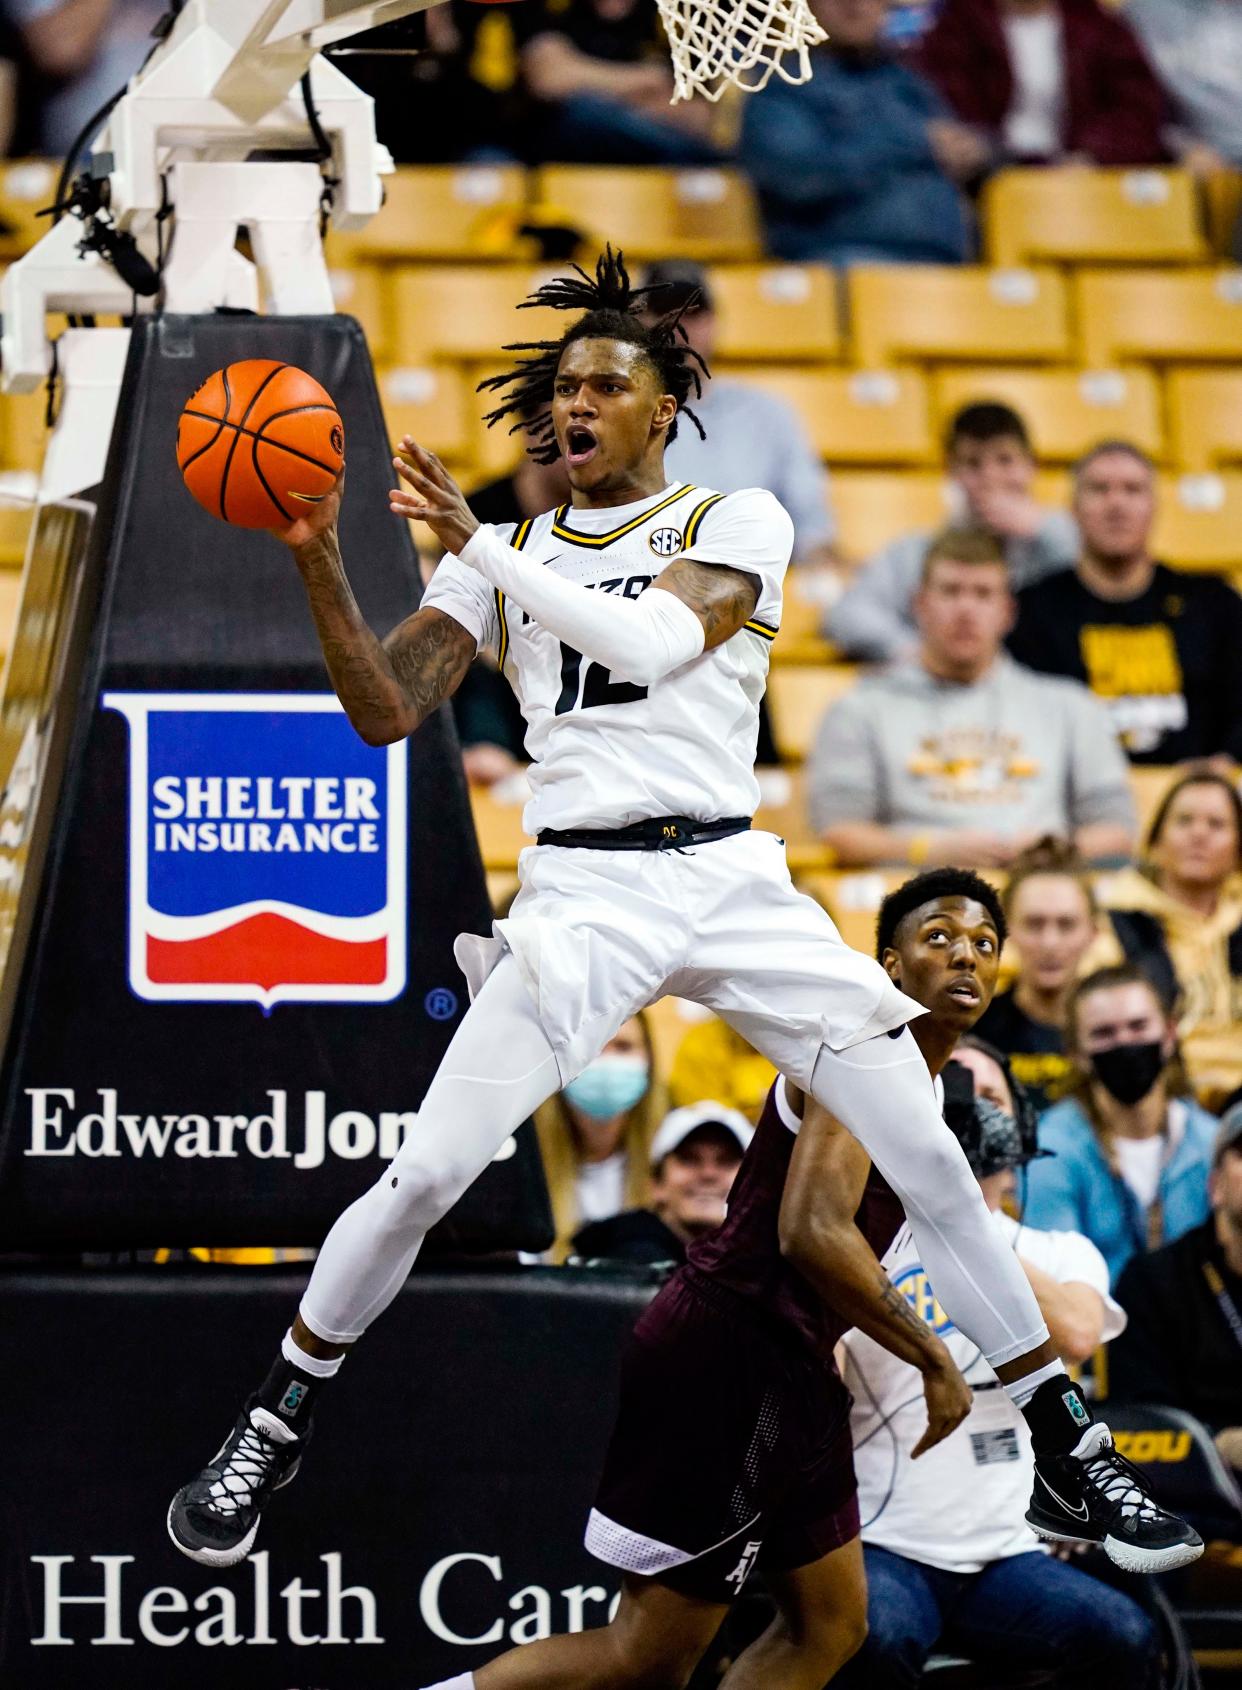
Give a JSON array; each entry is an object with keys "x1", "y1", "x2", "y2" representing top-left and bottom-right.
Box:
[
  {"x1": 810, "y1": 1029, "x2": 1048, "y2": 1368},
  {"x1": 299, "y1": 954, "x2": 559, "y2": 1343}
]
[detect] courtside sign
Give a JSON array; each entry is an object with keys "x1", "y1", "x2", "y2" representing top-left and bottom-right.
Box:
[{"x1": 103, "y1": 694, "x2": 407, "y2": 1008}]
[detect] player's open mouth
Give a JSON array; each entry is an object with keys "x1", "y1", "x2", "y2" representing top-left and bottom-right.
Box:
[
  {"x1": 946, "y1": 980, "x2": 980, "y2": 1006},
  {"x1": 565, "y1": 427, "x2": 598, "y2": 467}
]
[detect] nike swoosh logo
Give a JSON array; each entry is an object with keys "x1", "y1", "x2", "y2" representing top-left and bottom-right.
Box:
[{"x1": 1038, "y1": 1472, "x2": 1091, "y2": 1521}]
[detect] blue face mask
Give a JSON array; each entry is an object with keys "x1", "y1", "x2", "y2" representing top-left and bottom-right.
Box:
[{"x1": 563, "y1": 1054, "x2": 650, "y2": 1121}]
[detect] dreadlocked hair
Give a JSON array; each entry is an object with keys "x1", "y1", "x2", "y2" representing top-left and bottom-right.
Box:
[{"x1": 476, "y1": 246, "x2": 708, "y2": 465}]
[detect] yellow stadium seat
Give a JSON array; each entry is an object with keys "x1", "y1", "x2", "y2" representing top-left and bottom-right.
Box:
[
  {"x1": 470, "y1": 784, "x2": 533, "y2": 872},
  {"x1": 709, "y1": 265, "x2": 841, "y2": 361},
  {"x1": 932, "y1": 368, "x2": 1164, "y2": 464},
  {"x1": 1075, "y1": 268, "x2": 1242, "y2": 366},
  {"x1": 387, "y1": 266, "x2": 560, "y2": 364},
  {"x1": 831, "y1": 471, "x2": 954, "y2": 561},
  {"x1": 754, "y1": 766, "x2": 832, "y2": 872},
  {"x1": 1204, "y1": 170, "x2": 1242, "y2": 260},
  {"x1": 534, "y1": 167, "x2": 763, "y2": 261},
  {"x1": 1152, "y1": 472, "x2": 1242, "y2": 572},
  {"x1": 848, "y1": 266, "x2": 1070, "y2": 367},
  {"x1": 0, "y1": 567, "x2": 22, "y2": 657},
  {"x1": 328, "y1": 165, "x2": 528, "y2": 261},
  {"x1": 0, "y1": 389, "x2": 46, "y2": 475},
  {"x1": 766, "y1": 664, "x2": 861, "y2": 763},
  {"x1": 798, "y1": 868, "x2": 909, "y2": 953},
  {"x1": 727, "y1": 367, "x2": 935, "y2": 465},
  {"x1": 0, "y1": 159, "x2": 58, "y2": 259},
  {"x1": 983, "y1": 168, "x2": 1207, "y2": 269},
  {"x1": 1166, "y1": 371, "x2": 1242, "y2": 471},
  {"x1": 377, "y1": 365, "x2": 471, "y2": 465},
  {"x1": 326, "y1": 263, "x2": 389, "y2": 362}
]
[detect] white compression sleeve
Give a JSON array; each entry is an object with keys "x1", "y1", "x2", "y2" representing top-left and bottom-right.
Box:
[
  {"x1": 458, "y1": 525, "x2": 706, "y2": 686},
  {"x1": 809, "y1": 1028, "x2": 1052, "y2": 1370},
  {"x1": 298, "y1": 955, "x2": 560, "y2": 1345}
]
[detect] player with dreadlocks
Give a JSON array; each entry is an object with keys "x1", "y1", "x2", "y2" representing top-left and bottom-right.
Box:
[{"x1": 168, "y1": 253, "x2": 1201, "y2": 1632}]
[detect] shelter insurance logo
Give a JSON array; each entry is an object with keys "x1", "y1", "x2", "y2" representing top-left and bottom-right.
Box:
[{"x1": 104, "y1": 694, "x2": 407, "y2": 1008}]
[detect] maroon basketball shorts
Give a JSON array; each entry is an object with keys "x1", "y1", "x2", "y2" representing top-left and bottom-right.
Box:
[{"x1": 586, "y1": 1269, "x2": 860, "y2": 1605}]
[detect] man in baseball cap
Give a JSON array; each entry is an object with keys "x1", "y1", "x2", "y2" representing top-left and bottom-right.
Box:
[{"x1": 571, "y1": 1101, "x2": 752, "y2": 1266}]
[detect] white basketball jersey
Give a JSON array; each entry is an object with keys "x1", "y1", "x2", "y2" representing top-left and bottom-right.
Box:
[{"x1": 422, "y1": 481, "x2": 794, "y2": 833}]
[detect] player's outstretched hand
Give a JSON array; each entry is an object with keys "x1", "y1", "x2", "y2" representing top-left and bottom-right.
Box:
[
  {"x1": 270, "y1": 467, "x2": 344, "y2": 553},
  {"x1": 911, "y1": 1356, "x2": 973, "y2": 1459},
  {"x1": 391, "y1": 437, "x2": 479, "y2": 557}
]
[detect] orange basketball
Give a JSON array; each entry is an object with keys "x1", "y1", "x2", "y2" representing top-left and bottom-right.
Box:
[{"x1": 176, "y1": 359, "x2": 345, "y2": 529}]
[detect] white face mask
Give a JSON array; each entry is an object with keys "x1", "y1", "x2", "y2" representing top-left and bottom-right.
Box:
[{"x1": 563, "y1": 1053, "x2": 650, "y2": 1120}]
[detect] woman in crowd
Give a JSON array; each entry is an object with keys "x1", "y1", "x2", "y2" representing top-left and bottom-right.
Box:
[
  {"x1": 976, "y1": 838, "x2": 1106, "y2": 1112},
  {"x1": 535, "y1": 1011, "x2": 666, "y2": 1261},
  {"x1": 1023, "y1": 963, "x2": 1217, "y2": 1284},
  {"x1": 1104, "y1": 769, "x2": 1242, "y2": 1112}
]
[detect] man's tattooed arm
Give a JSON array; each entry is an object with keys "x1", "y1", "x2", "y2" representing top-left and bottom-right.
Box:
[
  {"x1": 778, "y1": 1095, "x2": 960, "y2": 1378},
  {"x1": 293, "y1": 528, "x2": 477, "y2": 746},
  {"x1": 652, "y1": 557, "x2": 760, "y2": 649}
]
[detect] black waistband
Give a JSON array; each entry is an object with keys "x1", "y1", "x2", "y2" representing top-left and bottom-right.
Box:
[{"x1": 536, "y1": 815, "x2": 752, "y2": 852}]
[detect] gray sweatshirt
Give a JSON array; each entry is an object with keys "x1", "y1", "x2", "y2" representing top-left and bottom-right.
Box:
[
  {"x1": 828, "y1": 509, "x2": 1079, "y2": 661},
  {"x1": 807, "y1": 654, "x2": 1135, "y2": 841}
]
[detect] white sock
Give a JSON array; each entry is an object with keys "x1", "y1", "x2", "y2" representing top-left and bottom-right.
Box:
[
  {"x1": 282, "y1": 1327, "x2": 344, "y2": 1378},
  {"x1": 1003, "y1": 1356, "x2": 1067, "y2": 1410},
  {"x1": 421, "y1": 1675, "x2": 475, "y2": 1690}
]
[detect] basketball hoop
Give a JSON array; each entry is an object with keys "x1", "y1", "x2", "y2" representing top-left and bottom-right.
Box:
[{"x1": 657, "y1": 0, "x2": 826, "y2": 102}]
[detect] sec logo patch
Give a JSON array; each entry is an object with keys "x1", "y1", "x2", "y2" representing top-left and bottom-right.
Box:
[{"x1": 649, "y1": 527, "x2": 683, "y2": 556}]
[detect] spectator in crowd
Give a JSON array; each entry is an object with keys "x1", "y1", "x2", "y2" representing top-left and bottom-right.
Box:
[
  {"x1": 640, "y1": 260, "x2": 839, "y2": 569},
  {"x1": 837, "y1": 1047, "x2": 1156, "y2": 1690},
  {"x1": 535, "y1": 1011, "x2": 666, "y2": 1261},
  {"x1": 5, "y1": 0, "x2": 164, "y2": 158},
  {"x1": 829, "y1": 402, "x2": 1078, "y2": 661},
  {"x1": 1126, "y1": 0, "x2": 1242, "y2": 176},
  {"x1": 737, "y1": 0, "x2": 984, "y2": 267},
  {"x1": 808, "y1": 527, "x2": 1135, "y2": 868},
  {"x1": 976, "y1": 837, "x2": 1108, "y2": 1111},
  {"x1": 520, "y1": 0, "x2": 723, "y2": 166},
  {"x1": 1103, "y1": 769, "x2": 1242, "y2": 1111},
  {"x1": 1009, "y1": 441, "x2": 1242, "y2": 765},
  {"x1": 1024, "y1": 963, "x2": 1217, "y2": 1285},
  {"x1": 668, "y1": 1014, "x2": 776, "y2": 1123},
  {"x1": 1112, "y1": 1106, "x2": 1242, "y2": 1482},
  {"x1": 919, "y1": 0, "x2": 1168, "y2": 167},
  {"x1": 453, "y1": 440, "x2": 572, "y2": 784},
  {"x1": 569, "y1": 1101, "x2": 752, "y2": 1264}
]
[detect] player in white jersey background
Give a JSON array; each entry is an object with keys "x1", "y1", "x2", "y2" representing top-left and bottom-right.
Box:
[{"x1": 168, "y1": 252, "x2": 1199, "y2": 1646}]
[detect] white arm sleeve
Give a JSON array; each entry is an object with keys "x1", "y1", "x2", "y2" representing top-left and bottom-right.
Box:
[{"x1": 457, "y1": 525, "x2": 706, "y2": 686}]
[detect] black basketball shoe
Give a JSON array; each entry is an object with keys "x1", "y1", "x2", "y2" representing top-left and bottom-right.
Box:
[
  {"x1": 1027, "y1": 1418, "x2": 1203, "y2": 1574},
  {"x1": 167, "y1": 1397, "x2": 306, "y2": 1567}
]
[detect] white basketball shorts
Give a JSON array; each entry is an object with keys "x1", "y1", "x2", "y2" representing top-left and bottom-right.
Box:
[{"x1": 454, "y1": 829, "x2": 925, "y2": 1087}]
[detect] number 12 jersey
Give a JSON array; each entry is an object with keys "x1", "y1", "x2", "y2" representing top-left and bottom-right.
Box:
[{"x1": 422, "y1": 481, "x2": 794, "y2": 834}]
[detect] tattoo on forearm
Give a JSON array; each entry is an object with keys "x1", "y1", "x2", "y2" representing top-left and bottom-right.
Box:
[
  {"x1": 878, "y1": 1275, "x2": 936, "y2": 1349},
  {"x1": 294, "y1": 532, "x2": 473, "y2": 740},
  {"x1": 386, "y1": 612, "x2": 476, "y2": 723}
]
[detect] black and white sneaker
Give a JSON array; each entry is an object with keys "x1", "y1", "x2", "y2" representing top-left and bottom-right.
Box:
[
  {"x1": 1028, "y1": 1420, "x2": 1203, "y2": 1574},
  {"x1": 167, "y1": 1397, "x2": 306, "y2": 1567}
]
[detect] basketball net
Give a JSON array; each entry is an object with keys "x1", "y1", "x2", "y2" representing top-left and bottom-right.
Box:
[{"x1": 657, "y1": 0, "x2": 827, "y2": 102}]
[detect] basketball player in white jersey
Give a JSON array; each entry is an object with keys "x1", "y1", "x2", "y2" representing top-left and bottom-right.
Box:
[{"x1": 168, "y1": 252, "x2": 1199, "y2": 1596}]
